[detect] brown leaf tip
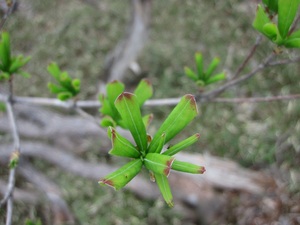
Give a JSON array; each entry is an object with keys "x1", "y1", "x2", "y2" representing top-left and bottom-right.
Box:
[
  {"x1": 195, "y1": 133, "x2": 201, "y2": 139},
  {"x1": 199, "y1": 166, "x2": 206, "y2": 174},
  {"x1": 184, "y1": 94, "x2": 198, "y2": 112},
  {"x1": 143, "y1": 78, "x2": 152, "y2": 86},
  {"x1": 99, "y1": 179, "x2": 114, "y2": 187},
  {"x1": 164, "y1": 158, "x2": 175, "y2": 176}
]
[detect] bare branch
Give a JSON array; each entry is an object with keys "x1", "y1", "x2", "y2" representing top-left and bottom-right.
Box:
[
  {"x1": 232, "y1": 35, "x2": 262, "y2": 79},
  {"x1": 197, "y1": 53, "x2": 276, "y2": 101},
  {"x1": 101, "y1": 0, "x2": 152, "y2": 84},
  {"x1": 0, "y1": 0, "x2": 17, "y2": 31}
]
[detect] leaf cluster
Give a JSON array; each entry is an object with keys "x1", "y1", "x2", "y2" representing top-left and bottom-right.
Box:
[
  {"x1": 47, "y1": 62, "x2": 81, "y2": 101},
  {"x1": 184, "y1": 52, "x2": 225, "y2": 87},
  {"x1": 99, "y1": 92, "x2": 205, "y2": 207},
  {"x1": 253, "y1": 0, "x2": 300, "y2": 48},
  {"x1": 0, "y1": 32, "x2": 30, "y2": 81},
  {"x1": 99, "y1": 79, "x2": 153, "y2": 128}
]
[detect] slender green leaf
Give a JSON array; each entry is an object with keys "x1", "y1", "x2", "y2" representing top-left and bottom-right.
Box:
[
  {"x1": 144, "y1": 153, "x2": 174, "y2": 176},
  {"x1": 205, "y1": 72, "x2": 226, "y2": 85},
  {"x1": 184, "y1": 67, "x2": 198, "y2": 81},
  {"x1": 72, "y1": 79, "x2": 81, "y2": 91},
  {"x1": 262, "y1": 23, "x2": 278, "y2": 40},
  {"x1": 100, "y1": 116, "x2": 116, "y2": 128},
  {"x1": 0, "y1": 32, "x2": 11, "y2": 70},
  {"x1": 288, "y1": 28, "x2": 300, "y2": 39},
  {"x1": 205, "y1": 57, "x2": 220, "y2": 78},
  {"x1": 253, "y1": 5, "x2": 271, "y2": 34},
  {"x1": 109, "y1": 127, "x2": 141, "y2": 158},
  {"x1": 47, "y1": 62, "x2": 61, "y2": 80},
  {"x1": 99, "y1": 159, "x2": 143, "y2": 190},
  {"x1": 263, "y1": 0, "x2": 279, "y2": 13},
  {"x1": 284, "y1": 37, "x2": 300, "y2": 48},
  {"x1": 48, "y1": 83, "x2": 67, "y2": 94},
  {"x1": 163, "y1": 133, "x2": 200, "y2": 156},
  {"x1": 278, "y1": 0, "x2": 300, "y2": 39},
  {"x1": 148, "y1": 94, "x2": 198, "y2": 153},
  {"x1": 195, "y1": 52, "x2": 204, "y2": 79},
  {"x1": 142, "y1": 114, "x2": 153, "y2": 129},
  {"x1": 134, "y1": 79, "x2": 153, "y2": 106},
  {"x1": 153, "y1": 133, "x2": 166, "y2": 154},
  {"x1": 115, "y1": 92, "x2": 148, "y2": 153},
  {"x1": 154, "y1": 173, "x2": 174, "y2": 207},
  {"x1": 57, "y1": 91, "x2": 72, "y2": 101},
  {"x1": 107, "y1": 80, "x2": 125, "y2": 106},
  {"x1": 171, "y1": 160, "x2": 206, "y2": 174}
]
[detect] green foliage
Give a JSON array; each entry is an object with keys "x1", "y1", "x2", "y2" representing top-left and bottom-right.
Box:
[
  {"x1": 0, "y1": 32, "x2": 31, "y2": 81},
  {"x1": 99, "y1": 93, "x2": 205, "y2": 207},
  {"x1": 25, "y1": 219, "x2": 42, "y2": 225},
  {"x1": 99, "y1": 79, "x2": 153, "y2": 128},
  {"x1": 184, "y1": 52, "x2": 226, "y2": 87},
  {"x1": 9, "y1": 151, "x2": 19, "y2": 169},
  {"x1": 253, "y1": 0, "x2": 300, "y2": 48},
  {"x1": 47, "y1": 62, "x2": 81, "y2": 101}
]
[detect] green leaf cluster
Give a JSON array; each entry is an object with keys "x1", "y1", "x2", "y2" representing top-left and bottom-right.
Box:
[
  {"x1": 99, "y1": 79, "x2": 153, "y2": 128},
  {"x1": 0, "y1": 32, "x2": 31, "y2": 81},
  {"x1": 184, "y1": 52, "x2": 225, "y2": 87},
  {"x1": 47, "y1": 62, "x2": 81, "y2": 101},
  {"x1": 253, "y1": 0, "x2": 300, "y2": 48},
  {"x1": 99, "y1": 93, "x2": 205, "y2": 207}
]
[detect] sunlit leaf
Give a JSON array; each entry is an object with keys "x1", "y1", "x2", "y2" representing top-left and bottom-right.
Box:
[
  {"x1": 134, "y1": 79, "x2": 153, "y2": 106},
  {"x1": 99, "y1": 159, "x2": 143, "y2": 190},
  {"x1": 148, "y1": 94, "x2": 198, "y2": 153},
  {"x1": 109, "y1": 127, "x2": 141, "y2": 158},
  {"x1": 278, "y1": 0, "x2": 300, "y2": 39},
  {"x1": 253, "y1": 5, "x2": 271, "y2": 34},
  {"x1": 184, "y1": 66, "x2": 198, "y2": 81},
  {"x1": 115, "y1": 92, "x2": 148, "y2": 153},
  {"x1": 163, "y1": 133, "x2": 200, "y2": 156},
  {"x1": 144, "y1": 153, "x2": 174, "y2": 176},
  {"x1": 154, "y1": 173, "x2": 173, "y2": 207},
  {"x1": 171, "y1": 160, "x2": 206, "y2": 174}
]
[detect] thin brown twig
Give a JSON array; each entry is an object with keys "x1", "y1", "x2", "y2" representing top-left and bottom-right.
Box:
[
  {"x1": 0, "y1": 0, "x2": 17, "y2": 31},
  {"x1": 232, "y1": 35, "x2": 262, "y2": 79},
  {"x1": 197, "y1": 53, "x2": 276, "y2": 101}
]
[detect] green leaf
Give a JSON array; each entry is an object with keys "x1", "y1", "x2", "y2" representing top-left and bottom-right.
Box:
[
  {"x1": 48, "y1": 83, "x2": 67, "y2": 94},
  {"x1": 109, "y1": 127, "x2": 141, "y2": 158},
  {"x1": 205, "y1": 72, "x2": 226, "y2": 85},
  {"x1": 0, "y1": 32, "x2": 11, "y2": 70},
  {"x1": 57, "y1": 91, "x2": 72, "y2": 101},
  {"x1": 154, "y1": 173, "x2": 174, "y2": 207},
  {"x1": 107, "y1": 80, "x2": 125, "y2": 106},
  {"x1": 99, "y1": 94, "x2": 113, "y2": 116},
  {"x1": 263, "y1": 23, "x2": 278, "y2": 40},
  {"x1": 100, "y1": 116, "x2": 116, "y2": 128},
  {"x1": 148, "y1": 94, "x2": 198, "y2": 153},
  {"x1": 99, "y1": 159, "x2": 143, "y2": 190},
  {"x1": 278, "y1": 0, "x2": 300, "y2": 39},
  {"x1": 9, "y1": 56, "x2": 31, "y2": 73},
  {"x1": 0, "y1": 72, "x2": 10, "y2": 80},
  {"x1": 144, "y1": 153, "x2": 175, "y2": 176},
  {"x1": 195, "y1": 52, "x2": 204, "y2": 79},
  {"x1": 47, "y1": 62, "x2": 61, "y2": 80},
  {"x1": 115, "y1": 92, "x2": 148, "y2": 153},
  {"x1": 253, "y1": 4, "x2": 271, "y2": 34},
  {"x1": 153, "y1": 133, "x2": 166, "y2": 154},
  {"x1": 134, "y1": 79, "x2": 153, "y2": 106},
  {"x1": 205, "y1": 57, "x2": 220, "y2": 78},
  {"x1": 142, "y1": 113, "x2": 153, "y2": 129},
  {"x1": 184, "y1": 66, "x2": 198, "y2": 81},
  {"x1": 163, "y1": 133, "x2": 200, "y2": 156},
  {"x1": 284, "y1": 37, "x2": 300, "y2": 48},
  {"x1": 171, "y1": 160, "x2": 206, "y2": 174},
  {"x1": 18, "y1": 71, "x2": 31, "y2": 78},
  {"x1": 288, "y1": 28, "x2": 300, "y2": 39},
  {"x1": 72, "y1": 79, "x2": 81, "y2": 91},
  {"x1": 263, "y1": 0, "x2": 279, "y2": 13}
]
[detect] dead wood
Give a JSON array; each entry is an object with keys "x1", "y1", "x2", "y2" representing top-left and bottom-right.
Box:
[{"x1": 100, "y1": 0, "x2": 152, "y2": 87}]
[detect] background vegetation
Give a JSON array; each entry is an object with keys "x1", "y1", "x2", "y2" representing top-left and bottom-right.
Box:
[{"x1": 1, "y1": 0, "x2": 300, "y2": 224}]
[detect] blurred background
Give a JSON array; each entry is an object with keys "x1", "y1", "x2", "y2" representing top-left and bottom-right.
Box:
[{"x1": 0, "y1": 0, "x2": 300, "y2": 224}]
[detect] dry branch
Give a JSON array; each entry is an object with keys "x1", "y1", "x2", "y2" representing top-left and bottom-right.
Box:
[{"x1": 101, "y1": 0, "x2": 152, "y2": 85}]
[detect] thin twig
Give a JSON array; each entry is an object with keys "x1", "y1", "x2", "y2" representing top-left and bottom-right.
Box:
[
  {"x1": 0, "y1": 0, "x2": 17, "y2": 31},
  {"x1": 197, "y1": 53, "x2": 276, "y2": 101},
  {"x1": 0, "y1": 97, "x2": 21, "y2": 225},
  {"x1": 232, "y1": 35, "x2": 262, "y2": 79},
  {"x1": 211, "y1": 94, "x2": 300, "y2": 103}
]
